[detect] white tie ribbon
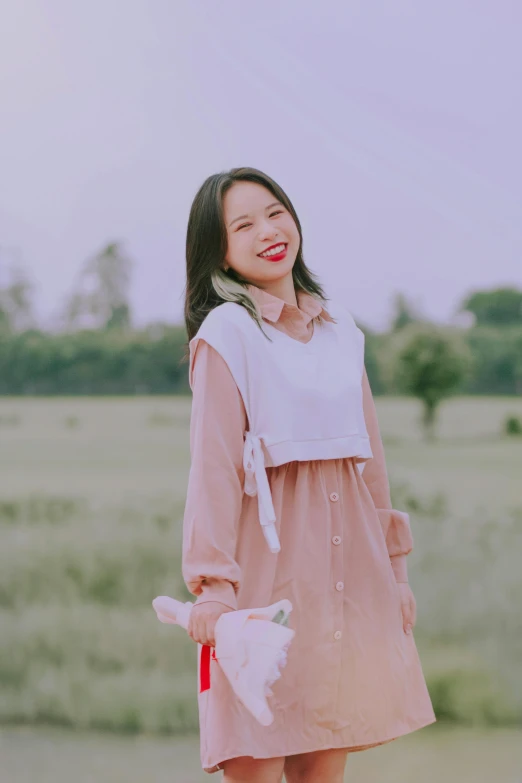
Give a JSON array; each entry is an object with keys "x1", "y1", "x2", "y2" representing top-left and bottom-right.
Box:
[{"x1": 243, "y1": 431, "x2": 280, "y2": 553}]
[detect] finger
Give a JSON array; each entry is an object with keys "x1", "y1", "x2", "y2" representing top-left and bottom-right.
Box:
[
  {"x1": 191, "y1": 613, "x2": 203, "y2": 643},
  {"x1": 204, "y1": 617, "x2": 215, "y2": 648},
  {"x1": 402, "y1": 606, "x2": 413, "y2": 634},
  {"x1": 196, "y1": 615, "x2": 208, "y2": 646},
  {"x1": 206, "y1": 619, "x2": 216, "y2": 648},
  {"x1": 407, "y1": 595, "x2": 415, "y2": 626},
  {"x1": 190, "y1": 613, "x2": 203, "y2": 644}
]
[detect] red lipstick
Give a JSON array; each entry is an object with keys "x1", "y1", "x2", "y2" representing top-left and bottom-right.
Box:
[{"x1": 258, "y1": 244, "x2": 287, "y2": 262}]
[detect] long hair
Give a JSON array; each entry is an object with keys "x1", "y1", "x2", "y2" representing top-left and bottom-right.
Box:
[{"x1": 180, "y1": 166, "x2": 335, "y2": 365}]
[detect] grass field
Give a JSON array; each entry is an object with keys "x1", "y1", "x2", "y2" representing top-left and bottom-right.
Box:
[
  {"x1": 2, "y1": 725, "x2": 522, "y2": 783},
  {"x1": 0, "y1": 394, "x2": 521, "y2": 780}
]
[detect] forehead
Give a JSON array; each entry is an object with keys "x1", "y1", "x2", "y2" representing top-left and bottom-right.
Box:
[{"x1": 223, "y1": 181, "x2": 276, "y2": 216}]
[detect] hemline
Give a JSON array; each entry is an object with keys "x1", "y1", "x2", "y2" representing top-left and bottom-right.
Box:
[{"x1": 202, "y1": 714, "x2": 438, "y2": 774}]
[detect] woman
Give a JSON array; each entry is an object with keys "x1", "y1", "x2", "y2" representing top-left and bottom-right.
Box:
[{"x1": 181, "y1": 167, "x2": 436, "y2": 782}]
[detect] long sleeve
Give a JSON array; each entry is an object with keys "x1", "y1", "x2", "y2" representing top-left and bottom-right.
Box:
[
  {"x1": 182, "y1": 339, "x2": 247, "y2": 610},
  {"x1": 361, "y1": 366, "x2": 413, "y2": 583}
]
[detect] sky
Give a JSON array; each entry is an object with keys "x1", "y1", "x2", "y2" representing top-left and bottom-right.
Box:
[{"x1": 0, "y1": 0, "x2": 521, "y2": 332}]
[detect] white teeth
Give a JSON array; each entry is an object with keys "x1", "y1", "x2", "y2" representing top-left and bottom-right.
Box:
[{"x1": 260, "y1": 244, "x2": 285, "y2": 257}]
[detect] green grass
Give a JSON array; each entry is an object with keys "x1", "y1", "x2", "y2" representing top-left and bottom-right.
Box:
[
  {"x1": 1, "y1": 725, "x2": 522, "y2": 783},
  {"x1": 0, "y1": 394, "x2": 521, "y2": 741}
]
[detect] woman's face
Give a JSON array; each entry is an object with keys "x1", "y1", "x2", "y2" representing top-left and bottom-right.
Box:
[{"x1": 222, "y1": 181, "x2": 300, "y2": 286}]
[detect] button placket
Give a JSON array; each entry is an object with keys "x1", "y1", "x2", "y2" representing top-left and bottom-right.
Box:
[{"x1": 328, "y1": 483, "x2": 344, "y2": 645}]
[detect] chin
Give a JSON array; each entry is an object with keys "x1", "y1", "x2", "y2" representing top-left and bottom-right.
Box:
[{"x1": 265, "y1": 260, "x2": 293, "y2": 274}]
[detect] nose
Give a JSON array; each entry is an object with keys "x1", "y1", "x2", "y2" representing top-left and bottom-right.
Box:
[{"x1": 258, "y1": 218, "x2": 278, "y2": 239}]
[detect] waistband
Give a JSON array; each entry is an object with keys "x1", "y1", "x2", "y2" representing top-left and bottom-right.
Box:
[{"x1": 242, "y1": 431, "x2": 368, "y2": 553}]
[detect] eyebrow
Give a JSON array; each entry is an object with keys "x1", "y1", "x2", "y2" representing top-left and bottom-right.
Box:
[{"x1": 228, "y1": 202, "x2": 283, "y2": 228}]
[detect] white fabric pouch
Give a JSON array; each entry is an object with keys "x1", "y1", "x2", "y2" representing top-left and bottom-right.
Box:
[{"x1": 152, "y1": 596, "x2": 295, "y2": 726}]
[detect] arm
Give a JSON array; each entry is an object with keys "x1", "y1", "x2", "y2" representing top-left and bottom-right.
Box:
[
  {"x1": 182, "y1": 338, "x2": 247, "y2": 610},
  {"x1": 361, "y1": 366, "x2": 413, "y2": 583}
]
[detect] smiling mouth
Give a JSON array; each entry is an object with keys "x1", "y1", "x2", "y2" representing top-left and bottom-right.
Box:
[{"x1": 258, "y1": 243, "x2": 288, "y2": 259}]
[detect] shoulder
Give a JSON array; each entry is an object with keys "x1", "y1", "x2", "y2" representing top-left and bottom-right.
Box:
[
  {"x1": 326, "y1": 298, "x2": 365, "y2": 351},
  {"x1": 189, "y1": 304, "x2": 246, "y2": 349},
  {"x1": 196, "y1": 301, "x2": 252, "y2": 333},
  {"x1": 188, "y1": 303, "x2": 253, "y2": 390},
  {"x1": 188, "y1": 337, "x2": 240, "y2": 394},
  {"x1": 324, "y1": 298, "x2": 358, "y2": 328}
]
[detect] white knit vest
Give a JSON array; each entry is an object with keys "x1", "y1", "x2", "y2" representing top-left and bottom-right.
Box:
[{"x1": 189, "y1": 299, "x2": 373, "y2": 554}]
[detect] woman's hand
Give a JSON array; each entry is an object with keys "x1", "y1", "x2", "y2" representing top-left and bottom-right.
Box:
[
  {"x1": 187, "y1": 601, "x2": 235, "y2": 647},
  {"x1": 397, "y1": 583, "x2": 417, "y2": 635}
]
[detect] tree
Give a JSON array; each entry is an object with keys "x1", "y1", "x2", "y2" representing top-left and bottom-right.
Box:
[
  {"x1": 388, "y1": 323, "x2": 473, "y2": 441},
  {"x1": 464, "y1": 325, "x2": 522, "y2": 395},
  {"x1": 459, "y1": 287, "x2": 522, "y2": 326},
  {"x1": 63, "y1": 242, "x2": 133, "y2": 331},
  {"x1": 0, "y1": 248, "x2": 36, "y2": 333},
  {"x1": 390, "y1": 292, "x2": 425, "y2": 332}
]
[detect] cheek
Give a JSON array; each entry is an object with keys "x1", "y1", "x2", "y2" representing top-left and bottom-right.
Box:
[
  {"x1": 227, "y1": 233, "x2": 254, "y2": 267},
  {"x1": 284, "y1": 218, "x2": 300, "y2": 244}
]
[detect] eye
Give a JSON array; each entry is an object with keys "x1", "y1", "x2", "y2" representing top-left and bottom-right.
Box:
[{"x1": 237, "y1": 210, "x2": 284, "y2": 230}]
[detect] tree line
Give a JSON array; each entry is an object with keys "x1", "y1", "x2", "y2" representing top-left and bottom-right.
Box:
[
  {"x1": 0, "y1": 317, "x2": 519, "y2": 394},
  {"x1": 1, "y1": 242, "x2": 521, "y2": 438}
]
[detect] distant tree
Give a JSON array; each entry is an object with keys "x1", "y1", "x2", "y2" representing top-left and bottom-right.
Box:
[
  {"x1": 0, "y1": 249, "x2": 36, "y2": 332},
  {"x1": 464, "y1": 325, "x2": 522, "y2": 395},
  {"x1": 105, "y1": 302, "x2": 132, "y2": 331},
  {"x1": 388, "y1": 323, "x2": 473, "y2": 441},
  {"x1": 358, "y1": 325, "x2": 386, "y2": 395},
  {"x1": 459, "y1": 287, "x2": 522, "y2": 326},
  {"x1": 390, "y1": 292, "x2": 425, "y2": 332},
  {"x1": 64, "y1": 242, "x2": 133, "y2": 331}
]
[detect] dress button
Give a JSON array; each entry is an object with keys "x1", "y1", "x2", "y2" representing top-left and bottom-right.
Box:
[
  {"x1": 335, "y1": 581, "x2": 344, "y2": 591},
  {"x1": 332, "y1": 536, "x2": 342, "y2": 545},
  {"x1": 329, "y1": 492, "x2": 339, "y2": 502},
  {"x1": 334, "y1": 630, "x2": 342, "y2": 640}
]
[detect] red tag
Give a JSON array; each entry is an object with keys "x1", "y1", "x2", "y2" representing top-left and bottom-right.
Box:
[
  {"x1": 200, "y1": 645, "x2": 211, "y2": 692},
  {"x1": 200, "y1": 646, "x2": 217, "y2": 691}
]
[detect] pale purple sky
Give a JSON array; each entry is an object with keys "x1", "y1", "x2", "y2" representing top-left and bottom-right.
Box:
[{"x1": 0, "y1": 1, "x2": 520, "y2": 332}]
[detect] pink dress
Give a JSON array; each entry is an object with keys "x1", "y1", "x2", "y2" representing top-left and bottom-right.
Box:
[{"x1": 182, "y1": 284, "x2": 437, "y2": 774}]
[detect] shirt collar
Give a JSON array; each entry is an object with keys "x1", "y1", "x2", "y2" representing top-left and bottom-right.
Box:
[{"x1": 246, "y1": 283, "x2": 335, "y2": 325}]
